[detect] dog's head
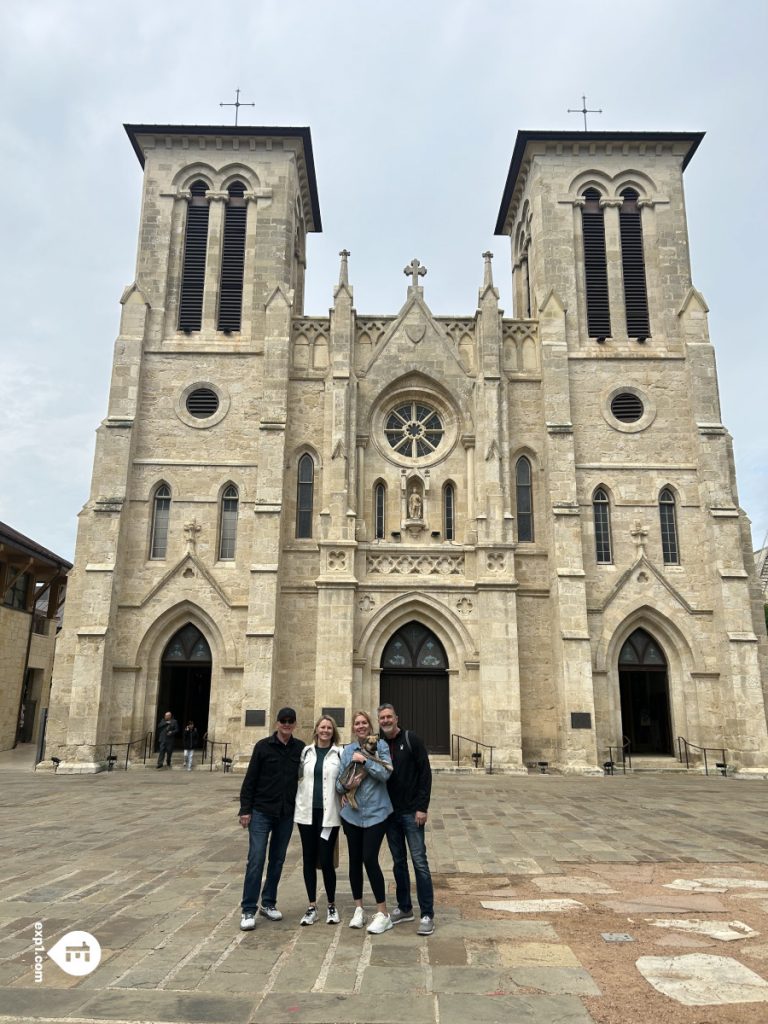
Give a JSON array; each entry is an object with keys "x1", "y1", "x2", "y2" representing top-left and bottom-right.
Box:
[{"x1": 362, "y1": 734, "x2": 379, "y2": 755}]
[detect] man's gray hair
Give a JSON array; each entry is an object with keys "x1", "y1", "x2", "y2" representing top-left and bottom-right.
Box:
[{"x1": 376, "y1": 702, "x2": 396, "y2": 713}]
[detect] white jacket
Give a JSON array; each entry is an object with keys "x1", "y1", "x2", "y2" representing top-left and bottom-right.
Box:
[{"x1": 293, "y1": 744, "x2": 343, "y2": 828}]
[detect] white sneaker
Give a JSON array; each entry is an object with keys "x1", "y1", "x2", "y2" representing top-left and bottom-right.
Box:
[
  {"x1": 349, "y1": 906, "x2": 366, "y2": 929},
  {"x1": 300, "y1": 906, "x2": 318, "y2": 926},
  {"x1": 259, "y1": 905, "x2": 283, "y2": 921},
  {"x1": 327, "y1": 904, "x2": 340, "y2": 924},
  {"x1": 366, "y1": 912, "x2": 393, "y2": 934},
  {"x1": 240, "y1": 912, "x2": 256, "y2": 931}
]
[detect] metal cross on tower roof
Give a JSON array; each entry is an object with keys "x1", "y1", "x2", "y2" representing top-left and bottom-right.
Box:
[
  {"x1": 567, "y1": 94, "x2": 603, "y2": 131},
  {"x1": 220, "y1": 88, "x2": 255, "y2": 126}
]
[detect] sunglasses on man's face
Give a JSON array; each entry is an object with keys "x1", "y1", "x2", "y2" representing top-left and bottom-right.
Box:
[{"x1": 278, "y1": 717, "x2": 296, "y2": 725}]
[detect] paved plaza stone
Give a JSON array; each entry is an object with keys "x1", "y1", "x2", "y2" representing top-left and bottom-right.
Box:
[{"x1": 0, "y1": 769, "x2": 767, "y2": 1023}]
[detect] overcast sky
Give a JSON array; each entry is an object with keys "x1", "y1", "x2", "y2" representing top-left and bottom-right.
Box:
[{"x1": 1, "y1": 0, "x2": 766, "y2": 562}]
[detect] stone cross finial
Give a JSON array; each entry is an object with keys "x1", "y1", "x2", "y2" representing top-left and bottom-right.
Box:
[
  {"x1": 338, "y1": 249, "x2": 350, "y2": 286},
  {"x1": 183, "y1": 519, "x2": 202, "y2": 553},
  {"x1": 404, "y1": 259, "x2": 427, "y2": 288},
  {"x1": 482, "y1": 251, "x2": 494, "y2": 289},
  {"x1": 630, "y1": 520, "x2": 648, "y2": 558}
]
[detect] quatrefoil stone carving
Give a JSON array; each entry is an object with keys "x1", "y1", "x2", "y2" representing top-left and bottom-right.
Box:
[{"x1": 328, "y1": 551, "x2": 346, "y2": 570}]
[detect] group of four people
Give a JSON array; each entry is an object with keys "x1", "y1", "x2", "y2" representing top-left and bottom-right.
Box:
[{"x1": 238, "y1": 703, "x2": 435, "y2": 936}]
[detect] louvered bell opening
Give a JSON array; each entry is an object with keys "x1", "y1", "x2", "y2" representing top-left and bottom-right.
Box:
[
  {"x1": 620, "y1": 192, "x2": 650, "y2": 339},
  {"x1": 610, "y1": 392, "x2": 644, "y2": 422},
  {"x1": 581, "y1": 192, "x2": 611, "y2": 339},
  {"x1": 217, "y1": 183, "x2": 247, "y2": 332},
  {"x1": 178, "y1": 187, "x2": 210, "y2": 332},
  {"x1": 186, "y1": 388, "x2": 219, "y2": 418}
]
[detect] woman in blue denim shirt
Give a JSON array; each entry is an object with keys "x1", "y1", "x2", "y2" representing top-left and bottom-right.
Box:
[{"x1": 337, "y1": 710, "x2": 393, "y2": 934}]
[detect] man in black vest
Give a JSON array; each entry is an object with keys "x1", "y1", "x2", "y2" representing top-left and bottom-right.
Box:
[
  {"x1": 377, "y1": 703, "x2": 435, "y2": 935},
  {"x1": 238, "y1": 707, "x2": 304, "y2": 930}
]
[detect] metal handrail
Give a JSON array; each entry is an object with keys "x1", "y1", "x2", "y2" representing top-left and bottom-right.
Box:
[
  {"x1": 93, "y1": 731, "x2": 153, "y2": 770},
  {"x1": 450, "y1": 733, "x2": 494, "y2": 774},
  {"x1": 607, "y1": 736, "x2": 632, "y2": 775},
  {"x1": 677, "y1": 736, "x2": 727, "y2": 776},
  {"x1": 203, "y1": 738, "x2": 230, "y2": 772}
]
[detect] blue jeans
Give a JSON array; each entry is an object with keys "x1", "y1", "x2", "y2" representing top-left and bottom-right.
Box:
[
  {"x1": 241, "y1": 811, "x2": 294, "y2": 912},
  {"x1": 386, "y1": 812, "x2": 434, "y2": 918}
]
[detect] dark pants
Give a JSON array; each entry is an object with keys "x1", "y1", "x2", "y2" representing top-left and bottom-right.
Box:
[
  {"x1": 297, "y1": 808, "x2": 339, "y2": 903},
  {"x1": 342, "y1": 817, "x2": 388, "y2": 904},
  {"x1": 386, "y1": 812, "x2": 434, "y2": 918},
  {"x1": 241, "y1": 811, "x2": 294, "y2": 912},
  {"x1": 157, "y1": 739, "x2": 173, "y2": 767}
]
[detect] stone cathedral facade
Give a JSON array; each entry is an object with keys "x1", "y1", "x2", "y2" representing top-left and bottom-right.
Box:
[{"x1": 46, "y1": 123, "x2": 768, "y2": 773}]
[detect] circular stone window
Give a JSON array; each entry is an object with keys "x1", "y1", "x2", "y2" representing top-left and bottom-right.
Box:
[
  {"x1": 385, "y1": 402, "x2": 444, "y2": 458},
  {"x1": 610, "y1": 392, "x2": 644, "y2": 423},
  {"x1": 186, "y1": 387, "x2": 219, "y2": 418},
  {"x1": 176, "y1": 382, "x2": 230, "y2": 429}
]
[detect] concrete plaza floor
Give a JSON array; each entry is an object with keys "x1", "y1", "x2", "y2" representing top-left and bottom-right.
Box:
[{"x1": 0, "y1": 764, "x2": 767, "y2": 1023}]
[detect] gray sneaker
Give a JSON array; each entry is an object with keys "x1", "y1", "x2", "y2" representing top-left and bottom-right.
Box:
[
  {"x1": 390, "y1": 907, "x2": 415, "y2": 925},
  {"x1": 417, "y1": 915, "x2": 435, "y2": 936},
  {"x1": 259, "y1": 905, "x2": 283, "y2": 921}
]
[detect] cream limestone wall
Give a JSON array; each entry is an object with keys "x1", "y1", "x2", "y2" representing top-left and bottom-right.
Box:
[
  {"x1": 0, "y1": 607, "x2": 29, "y2": 750},
  {"x1": 46, "y1": 126, "x2": 768, "y2": 772}
]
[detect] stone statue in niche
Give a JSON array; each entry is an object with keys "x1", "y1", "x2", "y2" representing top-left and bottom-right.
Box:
[{"x1": 408, "y1": 490, "x2": 423, "y2": 520}]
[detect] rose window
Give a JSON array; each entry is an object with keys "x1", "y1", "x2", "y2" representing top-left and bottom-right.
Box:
[{"x1": 384, "y1": 403, "x2": 444, "y2": 458}]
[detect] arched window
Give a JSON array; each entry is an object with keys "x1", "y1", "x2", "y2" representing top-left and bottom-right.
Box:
[
  {"x1": 443, "y1": 482, "x2": 455, "y2": 541},
  {"x1": 515, "y1": 457, "x2": 534, "y2": 542},
  {"x1": 581, "y1": 188, "x2": 610, "y2": 339},
  {"x1": 217, "y1": 181, "x2": 247, "y2": 332},
  {"x1": 619, "y1": 188, "x2": 650, "y2": 339},
  {"x1": 219, "y1": 484, "x2": 239, "y2": 560},
  {"x1": 593, "y1": 487, "x2": 612, "y2": 564},
  {"x1": 374, "y1": 482, "x2": 386, "y2": 540},
  {"x1": 296, "y1": 454, "x2": 314, "y2": 538},
  {"x1": 178, "y1": 180, "x2": 209, "y2": 332},
  {"x1": 150, "y1": 484, "x2": 171, "y2": 559},
  {"x1": 659, "y1": 488, "x2": 680, "y2": 564}
]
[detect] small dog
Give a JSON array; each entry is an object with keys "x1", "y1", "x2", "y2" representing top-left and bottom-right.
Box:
[{"x1": 338, "y1": 734, "x2": 392, "y2": 810}]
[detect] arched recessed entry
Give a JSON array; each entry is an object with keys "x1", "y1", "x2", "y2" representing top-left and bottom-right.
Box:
[
  {"x1": 619, "y1": 627, "x2": 672, "y2": 755},
  {"x1": 158, "y1": 624, "x2": 211, "y2": 749},
  {"x1": 380, "y1": 621, "x2": 449, "y2": 754}
]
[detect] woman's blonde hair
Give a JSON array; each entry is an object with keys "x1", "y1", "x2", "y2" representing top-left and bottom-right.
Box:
[
  {"x1": 312, "y1": 714, "x2": 341, "y2": 746},
  {"x1": 350, "y1": 709, "x2": 375, "y2": 735}
]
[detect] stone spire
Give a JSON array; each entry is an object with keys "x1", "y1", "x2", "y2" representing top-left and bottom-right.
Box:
[
  {"x1": 338, "y1": 249, "x2": 350, "y2": 287},
  {"x1": 479, "y1": 250, "x2": 499, "y2": 302}
]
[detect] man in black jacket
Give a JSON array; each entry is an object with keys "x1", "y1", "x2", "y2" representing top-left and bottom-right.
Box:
[
  {"x1": 377, "y1": 703, "x2": 435, "y2": 935},
  {"x1": 156, "y1": 711, "x2": 178, "y2": 769},
  {"x1": 238, "y1": 707, "x2": 304, "y2": 931}
]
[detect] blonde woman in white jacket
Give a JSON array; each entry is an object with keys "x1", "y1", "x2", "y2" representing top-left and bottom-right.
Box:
[{"x1": 294, "y1": 715, "x2": 343, "y2": 925}]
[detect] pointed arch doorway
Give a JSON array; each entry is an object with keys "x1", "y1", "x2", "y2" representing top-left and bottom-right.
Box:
[
  {"x1": 380, "y1": 621, "x2": 449, "y2": 754},
  {"x1": 619, "y1": 628, "x2": 672, "y2": 755},
  {"x1": 157, "y1": 624, "x2": 211, "y2": 749}
]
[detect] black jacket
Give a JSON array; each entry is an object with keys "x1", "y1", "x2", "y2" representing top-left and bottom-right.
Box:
[
  {"x1": 183, "y1": 726, "x2": 199, "y2": 749},
  {"x1": 239, "y1": 733, "x2": 305, "y2": 817},
  {"x1": 157, "y1": 717, "x2": 178, "y2": 746},
  {"x1": 385, "y1": 729, "x2": 432, "y2": 814}
]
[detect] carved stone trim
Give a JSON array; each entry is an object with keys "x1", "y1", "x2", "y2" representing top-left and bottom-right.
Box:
[{"x1": 367, "y1": 553, "x2": 464, "y2": 576}]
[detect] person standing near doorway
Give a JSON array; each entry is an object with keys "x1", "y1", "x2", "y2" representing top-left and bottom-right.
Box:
[
  {"x1": 183, "y1": 721, "x2": 198, "y2": 771},
  {"x1": 156, "y1": 711, "x2": 178, "y2": 769},
  {"x1": 377, "y1": 702, "x2": 435, "y2": 935},
  {"x1": 238, "y1": 708, "x2": 304, "y2": 931},
  {"x1": 294, "y1": 715, "x2": 343, "y2": 925}
]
